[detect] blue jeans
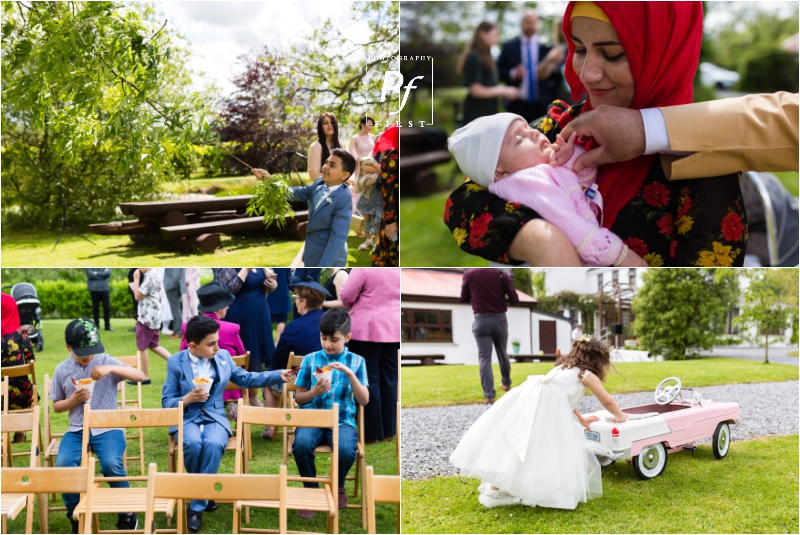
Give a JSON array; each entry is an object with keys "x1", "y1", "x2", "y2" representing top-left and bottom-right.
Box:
[
  {"x1": 292, "y1": 425, "x2": 358, "y2": 489},
  {"x1": 179, "y1": 420, "x2": 229, "y2": 512},
  {"x1": 56, "y1": 430, "x2": 130, "y2": 516}
]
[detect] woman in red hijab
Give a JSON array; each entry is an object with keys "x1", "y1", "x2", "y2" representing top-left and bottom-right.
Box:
[
  {"x1": 1, "y1": 292, "x2": 37, "y2": 435},
  {"x1": 372, "y1": 123, "x2": 399, "y2": 267},
  {"x1": 444, "y1": 2, "x2": 747, "y2": 267}
]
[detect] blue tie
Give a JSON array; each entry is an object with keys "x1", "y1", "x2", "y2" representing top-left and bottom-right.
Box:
[
  {"x1": 312, "y1": 186, "x2": 328, "y2": 209},
  {"x1": 526, "y1": 38, "x2": 537, "y2": 104}
]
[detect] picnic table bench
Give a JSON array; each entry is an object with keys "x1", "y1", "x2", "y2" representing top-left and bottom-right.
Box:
[
  {"x1": 88, "y1": 196, "x2": 312, "y2": 253},
  {"x1": 400, "y1": 128, "x2": 451, "y2": 197},
  {"x1": 401, "y1": 354, "x2": 445, "y2": 366}
]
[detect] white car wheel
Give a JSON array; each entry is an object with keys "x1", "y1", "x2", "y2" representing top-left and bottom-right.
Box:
[
  {"x1": 712, "y1": 422, "x2": 731, "y2": 459},
  {"x1": 633, "y1": 443, "x2": 668, "y2": 480}
]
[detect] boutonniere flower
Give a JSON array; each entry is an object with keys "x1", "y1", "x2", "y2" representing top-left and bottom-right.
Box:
[{"x1": 326, "y1": 197, "x2": 332, "y2": 204}]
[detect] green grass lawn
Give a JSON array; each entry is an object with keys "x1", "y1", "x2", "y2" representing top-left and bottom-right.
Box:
[
  {"x1": 787, "y1": 351, "x2": 798, "y2": 357},
  {"x1": 399, "y1": 191, "x2": 484, "y2": 267},
  {"x1": 401, "y1": 358, "x2": 799, "y2": 408},
  {"x1": 402, "y1": 435, "x2": 798, "y2": 533},
  {"x1": 161, "y1": 173, "x2": 314, "y2": 197},
  {"x1": 0, "y1": 231, "x2": 373, "y2": 267},
  {"x1": 773, "y1": 171, "x2": 799, "y2": 197},
  {"x1": 6, "y1": 319, "x2": 398, "y2": 534}
]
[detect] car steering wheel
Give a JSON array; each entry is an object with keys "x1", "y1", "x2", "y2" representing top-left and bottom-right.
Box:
[{"x1": 654, "y1": 377, "x2": 681, "y2": 405}]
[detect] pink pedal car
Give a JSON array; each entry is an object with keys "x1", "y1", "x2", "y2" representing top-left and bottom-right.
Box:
[{"x1": 583, "y1": 377, "x2": 741, "y2": 480}]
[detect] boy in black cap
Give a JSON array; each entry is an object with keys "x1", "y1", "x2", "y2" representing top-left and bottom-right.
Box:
[{"x1": 51, "y1": 319, "x2": 146, "y2": 533}]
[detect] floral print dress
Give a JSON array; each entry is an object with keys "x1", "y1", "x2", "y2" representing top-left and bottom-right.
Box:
[
  {"x1": 372, "y1": 149, "x2": 399, "y2": 267},
  {"x1": 443, "y1": 101, "x2": 747, "y2": 267},
  {"x1": 1, "y1": 331, "x2": 36, "y2": 410}
]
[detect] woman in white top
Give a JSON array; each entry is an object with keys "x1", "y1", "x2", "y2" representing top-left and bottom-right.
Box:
[{"x1": 307, "y1": 112, "x2": 347, "y2": 180}]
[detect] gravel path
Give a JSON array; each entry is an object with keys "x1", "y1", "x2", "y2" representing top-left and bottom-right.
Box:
[{"x1": 401, "y1": 380, "x2": 799, "y2": 481}]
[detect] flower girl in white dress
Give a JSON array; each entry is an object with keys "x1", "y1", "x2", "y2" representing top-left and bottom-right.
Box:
[{"x1": 450, "y1": 336, "x2": 629, "y2": 510}]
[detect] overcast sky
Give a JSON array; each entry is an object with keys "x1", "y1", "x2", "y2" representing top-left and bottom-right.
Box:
[{"x1": 154, "y1": 1, "x2": 371, "y2": 96}]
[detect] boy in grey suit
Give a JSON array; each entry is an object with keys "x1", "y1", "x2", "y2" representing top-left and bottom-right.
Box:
[{"x1": 254, "y1": 148, "x2": 356, "y2": 267}]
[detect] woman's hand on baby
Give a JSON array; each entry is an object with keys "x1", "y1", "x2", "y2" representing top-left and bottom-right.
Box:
[
  {"x1": 252, "y1": 168, "x2": 271, "y2": 180},
  {"x1": 549, "y1": 132, "x2": 578, "y2": 167}
]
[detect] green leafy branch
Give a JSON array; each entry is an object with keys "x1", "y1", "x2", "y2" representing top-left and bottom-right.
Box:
[{"x1": 246, "y1": 174, "x2": 294, "y2": 230}]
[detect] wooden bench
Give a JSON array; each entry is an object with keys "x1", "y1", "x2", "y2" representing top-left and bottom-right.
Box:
[
  {"x1": 512, "y1": 354, "x2": 559, "y2": 363},
  {"x1": 401, "y1": 354, "x2": 445, "y2": 366},
  {"x1": 400, "y1": 128, "x2": 451, "y2": 197}
]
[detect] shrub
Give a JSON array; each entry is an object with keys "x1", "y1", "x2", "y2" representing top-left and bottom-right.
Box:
[
  {"x1": 34, "y1": 280, "x2": 134, "y2": 320},
  {"x1": 738, "y1": 46, "x2": 799, "y2": 93}
]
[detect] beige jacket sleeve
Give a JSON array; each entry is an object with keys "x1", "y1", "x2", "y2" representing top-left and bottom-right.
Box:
[
  {"x1": 307, "y1": 141, "x2": 322, "y2": 180},
  {"x1": 659, "y1": 92, "x2": 798, "y2": 180}
]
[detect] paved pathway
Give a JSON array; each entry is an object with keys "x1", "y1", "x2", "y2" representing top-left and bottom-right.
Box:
[{"x1": 700, "y1": 346, "x2": 798, "y2": 366}]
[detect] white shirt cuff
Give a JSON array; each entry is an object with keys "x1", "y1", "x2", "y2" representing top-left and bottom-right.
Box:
[
  {"x1": 641, "y1": 108, "x2": 671, "y2": 155},
  {"x1": 641, "y1": 108, "x2": 694, "y2": 156}
]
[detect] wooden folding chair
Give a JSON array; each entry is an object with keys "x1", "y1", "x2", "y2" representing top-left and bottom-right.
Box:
[
  {"x1": 115, "y1": 355, "x2": 146, "y2": 475},
  {"x1": 4, "y1": 460, "x2": 96, "y2": 535},
  {"x1": 43, "y1": 374, "x2": 72, "y2": 521},
  {"x1": 1, "y1": 377, "x2": 8, "y2": 467},
  {"x1": 72, "y1": 404, "x2": 184, "y2": 534},
  {"x1": 144, "y1": 463, "x2": 287, "y2": 534},
  {"x1": 396, "y1": 402, "x2": 401, "y2": 468},
  {"x1": 167, "y1": 352, "x2": 251, "y2": 472},
  {"x1": 237, "y1": 400, "x2": 340, "y2": 534},
  {"x1": 1, "y1": 407, "x2": 44, "y2": 534},
  {"x1": 1, "y1": 363, "x2": 40, "y2": 468},
  {"x1": 281, "y1": 357, "x2": 367, "y2": 529},
  {"x1": 363, "y1": 466, "x2": 400, "y2": 534}
]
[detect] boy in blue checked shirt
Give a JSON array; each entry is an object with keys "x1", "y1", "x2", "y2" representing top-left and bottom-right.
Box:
[
  {"x1": 51, "y1": 319, "x2": 146, "y2": 533},
  {"x1": 293, "y1": 308, "x2": 369, "y2": 518}
]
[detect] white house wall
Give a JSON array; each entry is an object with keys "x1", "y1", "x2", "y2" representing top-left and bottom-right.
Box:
[
  {"x1": 402, "y1": 301, "x2": 533, "y2": 365},
  {"x1": 529, "y1": 311, "x2": 572, "y2": 356}
]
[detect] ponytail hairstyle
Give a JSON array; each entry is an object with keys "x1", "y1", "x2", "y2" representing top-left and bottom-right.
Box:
[{"x1": 555, "y1": 335, "x2": 614, "y2": 382}]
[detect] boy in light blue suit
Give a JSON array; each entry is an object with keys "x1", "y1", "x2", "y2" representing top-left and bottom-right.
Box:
[
  {"x1": 162, "y1": 315, "x2": 294, "y2": 533},
  {"x1": 254, "y1": 148, "x2": 355, "y2": 267}
]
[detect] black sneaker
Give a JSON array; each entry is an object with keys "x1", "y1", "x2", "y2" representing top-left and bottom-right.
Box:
[
  {"x1": 105, "y1": 326, "x2": 115, "y2": 332},
  {"x1": 67, "y1": 512, "x2": 79, "y2": 534},
  {"x1": 117, "y1": 513, "x2": 138, "y2": 530}
]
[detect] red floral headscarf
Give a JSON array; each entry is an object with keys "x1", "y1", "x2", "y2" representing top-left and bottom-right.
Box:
[
  {"x1": 373, "y1": 123, "x2": 399, "y2": 154},
  {"x1": 561, "y1": 2, "x2": 703, "y2": 229},
  {"x1": 1, "y1": 293, "x2": 20, "y2": 336}
]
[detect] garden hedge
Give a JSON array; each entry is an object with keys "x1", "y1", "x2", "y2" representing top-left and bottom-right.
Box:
[{"x1": 31, "y1": 280, "x2": 135, "y2": 320}]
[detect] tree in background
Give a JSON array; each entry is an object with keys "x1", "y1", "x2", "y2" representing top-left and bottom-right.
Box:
[
  {"x1": 735, "y1": 269, "x2": 798, "y2": 364},
  {"x1": 705, "y1": 3, "x2": 799, "y2": 92},
  {"x1": 285, "y1": 1, "x2": 398, "y2": 128},
  {"x1": 632, "y1": 269, "x2": 739, "y2": 360},
  {"x1": 2, "y1": 1, "x2": 216, "y2": 229},
  {"x1": 216, "y1": 47, "x2": 313, "y2": 176},
  {"x1": 511, "y1": 268, "x2": 533, "y2": 296}
]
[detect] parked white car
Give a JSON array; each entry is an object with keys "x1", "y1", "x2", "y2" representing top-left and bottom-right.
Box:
[{"x1": 699, "y1": 62, "x2": 740, "y2": 90}]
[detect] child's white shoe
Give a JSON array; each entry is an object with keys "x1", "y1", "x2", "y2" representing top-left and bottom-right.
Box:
[{"x1": 478, "y1": 487, "x2": 520, "y2": 508}]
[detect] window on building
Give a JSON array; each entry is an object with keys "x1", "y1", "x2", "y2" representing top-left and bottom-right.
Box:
[
  {"x1": 612, "y1": 270, "x2": 619, "y2": 282},
  {"x1": 726, "y1": 308, "x2": 739, "y2": 334},
  {"x1": 401, "y1": 308, "x2": 453, "y2": 343},
  {"x1": 629, "y1": 268, "x2": 636, "y2": 285},
  {"x1": 597, "y1": 274, "x2": 603, "y2": 293}
]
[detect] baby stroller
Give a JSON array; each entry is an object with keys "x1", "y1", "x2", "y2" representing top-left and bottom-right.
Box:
[{"x1": 5, "y1": 283, "x2": 43, "y2": 351}]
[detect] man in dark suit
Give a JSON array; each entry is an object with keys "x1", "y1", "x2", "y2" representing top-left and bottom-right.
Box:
[{"x1": 497, "y1": 11, "x2": 566, "y2": 122}]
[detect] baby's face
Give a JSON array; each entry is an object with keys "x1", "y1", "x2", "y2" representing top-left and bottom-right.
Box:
[{"x1": 495, "y1": 120, "x2": 554, "y2": 181}]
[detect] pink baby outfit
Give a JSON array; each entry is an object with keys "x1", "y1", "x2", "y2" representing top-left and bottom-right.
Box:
[{"x1": 488, "y1": 147, "x2": 623, "y2": 267}]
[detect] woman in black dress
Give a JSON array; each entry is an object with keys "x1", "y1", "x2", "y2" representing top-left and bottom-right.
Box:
[{"x1": 458, "y1": 22, "x2": 520, "y2": 125}]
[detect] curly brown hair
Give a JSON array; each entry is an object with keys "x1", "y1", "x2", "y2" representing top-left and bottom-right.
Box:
[{"x1": 555, "y1": 337, "x2": 613, "y2": 382}]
